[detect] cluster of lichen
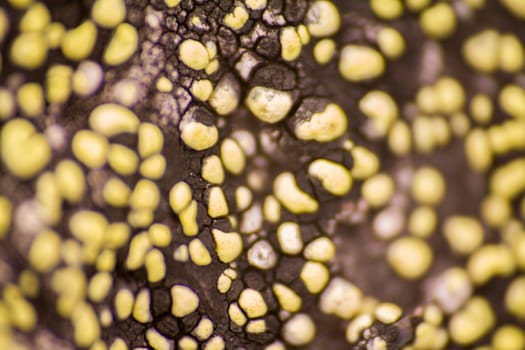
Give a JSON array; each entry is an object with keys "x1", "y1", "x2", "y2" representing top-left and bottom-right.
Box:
[{"x1": 0, "y1": 0, "x2": 525, "y2": 349}]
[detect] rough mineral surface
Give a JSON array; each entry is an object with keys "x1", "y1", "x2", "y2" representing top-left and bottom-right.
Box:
[{"x1": 0, "y1": 0, "x2": 525, "y2": 349}]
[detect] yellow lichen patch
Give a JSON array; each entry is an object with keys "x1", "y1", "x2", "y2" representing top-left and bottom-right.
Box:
[
  {"x1": 388, "y1": 120, "x2": 412, "y2": 155},
  {"x1": 146, "y1": 328, "x2": 173, "y2": 350},
  {"x1": 46, "y1": 64, "x2": 73, "y2": 104},
  {"x1": 280, "y1": 27, "x2": 302, "y2": 61},
  {"x1": 96, "y1": 249, "x2": 116, "y2": 272},
  {"x1": 72, "y1": 130, "x2": 108, "y2": 168},
  {"x1": 245, "y1": 0, "x2": 267, "y2": 10},
  {"x1": 346, "y1": 314, "x2": 374, "y2": 343},
  {"x1": 308, "y1": 159, "x2": 352, "y2": 196},
  {"x1": 69, "y1": 210, "x2": 107, "y2": 249},
  {"x1": 263, "y1": 195, "x2": 281, "y2": 223},
  {"x1": 171, "y1": 284, "x2": 199, "y2": 317},
  {"x1": 192, "y1": 79, "x2": 214, "y2": 102},
  {"x1": 491, "y1": 324, "x2": 525, "y2": 350},
  {"x1": 220, "y1": 138, "x2": 246, "y2": 175},
  {"x1": 189, "y1": 238, "x2": 212, "y2": 266},
  {"x1": 189, "y1": 318, "x2": 213, "y2": 342},
  {"x1": 17, "y1": 82, "x2": 44, "y2": 118},
  {"x1": 45, "y1": 22, "x2": 66, "y2": 49},
  {"x1": 61, "y1": 20, "x2": 98, "y2": 61},
  {"x1": 273, "y1": 172, "x2": 318, "y2": 214},
  {"x1": 305, "y1": 1, "x2": 341, "y2": 37},
  {"x1": 319, "y1": 277, "x2": 362, "y2": 319},
  {"x1": 419, "y1": 2, "x2": 456, "y2": 39},
  {"x1": 103, "y1": 176, "x2": 131, "y2": 207},
  {"x1": 370, "y1": 0, "x2": 404, "y2": 20},
  {"x1": 377, "y1": 27, "x2": 406, "y2": 59},
  {"x1": 203, "y1": 336, "x2": 225, "y2": 350},
  {"x1": 145, "y1": 248, "x2": 166, "y2": 283},
  {"x1": 228, "y1": 302, "x2": 247, "y2": 326},
  {"x1": 4, "y1": 284, "x2": 37, "y2": 332},
  {"x1": 125, "y1": 232, "x2": 151, "y2": 270},
  {"x1": 499, "y1": 33, "x2": 524, "y2": 72},
  {"x1": 179, "y1": 120, "x2": 218, "y2": 151},
  {"x1": 0, "y1": 196, "x2": 12, "y2": 239},
  {"x1": 465, "y1": 128, "x2": 492, "y2": 172},
  {"x1": 282, "y1": 313, "x2": 316, "y2": 346},
  {"x1": 443, "y1": 216, "x2": 484, "y2": 255},
  {"x1": 272, "y1": 283, "x2": 302, "y2": 312},
  {"x1": 300, "y1": 261, "x2": 330, "y2": 294},
  {"x1": 351, "y1": 146, "x2": 380, "y2": 179},
  {"x1": 411, "y1": 166, "x2": 446, "y2": 205},
  {"x1": 303, "y1": 236, "x2": 336, "y2": 262},
  {"x1": 238, "y1": 288, "x2": 267, "y2": 318},
  {"x1": 360, "y1": 90, "x2": 399, "y2": 137},
  {"x1": 179, "y1": 39, "x2": 209, "y2": 71},
  {"x1": 148, "y1": 223, "x2": 171, "y2": 248},
  {"x1": 178, "y1": 337, "x2": 198, "y2": 350},
  {"x1": 277, "y1": 222, "x2": 303, "y2": 255},
  {"x1": 505, "y1": 276, "x2": 525, "y2": 320},
  {"x1": 138, "y1": 123, "x2": 163, "y2": 158},
  {"x1": 448, "y1": 297, "x2": 495, "y2": 346},
  {"x1": 235, "y1": 186, "x2": 253, "y2": 211},
  {"x1": 129, "y1": 179, "x2": 160, "y2": 210},
  {"x1": 207, "y1": 186, "x2": 229, "y2": 218},
  {"x1": 72, "y1": 61, "x2": 103, "y2": 97},
  {"x1": 169, "y1": 181, "x2": 192, "y2": 214},
  {"x1": 91, "y1": 0, "x2": 126, "y2": 28},
  {"x1": 114, "y1": 288, "x2": 134, "y2": 320},
  {"x1": 0, "y1": 88, "x2": 15, "y2": 120},
  {"x1": 1, "y1": 118, "x2": 51, "y2": 179},
  {"x1": 246, "y1": 319, "x2": 266, "y2": 334},
  {"x1": 89, "y1": 103, "x2": 140, "y2": 137},
  {"x1": 470, "y1": 93, "x2": 493, "y2": 125},
  {"x1": 339, "y1": 45, "x2": 385, "y2": 82},
  {"x1": 140, "y1": 154, "x2": 166, "y2": 180},
  {"x1": 0, "y1": 8, "x2": 9, "y2": 43},
  {"x1": 107, "y1": 144, "x2": 139, "y2": 176},
  {"x1": 36, "y1": 171, "x2": 62, "y2": 225},
  {"x1": 313, "y1": 39, "x2": 336, "y2": 65},
  {"x1": 103, "y1": 23, "x2": 138, "y2": 66},
  {"x1": 481, "y1": 195, "x2": 512, "y2": 228},
  {"x1": 387, "y1": 237, "x2": 433, "y2": 280},
  {"x1": 18, "y1": 270, "x2": 39, "y2": 298},
  {"x1": 212, "y1": 229, "x2": 243, "y2": 263},
  {"x1": 201, "y1": 155, "x2": 225, "y2": 185},
  {"x1": 133, "y1": 288, "x2": 152, "y2": 323},
  {"x1": 375, "y1": 303, "x2": 402, "y2": 324},
  {"x1": 462, "y1": 30, "x2": 500, "y2": 73},
  {"x1": 51, "y1": 267, "x2": 87, "y2": 317},
  {"x1": 10, "y1": 32, "x2": 48, "y2": 69},
  {"x1": 223, "y1": 5, "x2": 249, "y2": 30},
  {"x1": 467, "y1": 244, "x2": 515, "y2": 285},
  {"x1": 361, "y1": 173, "x2": 395, "y2": 208},
  {"x1": 72, "y1": 302, "x2": 100, "y2": 348},
  {"x1": 412, "y1": 322, "x2": 448, "y2": 350},
  {"x1": 245, "y1": 86, "x2": 293, "y2": 124},
  {"x1": 128, "y1": 208, "x2": 154, "y2": 228},
  {"x1": 434, "y1": 77, "x2": 465, "y2": 114},
  {"x1": 164, "y1": 0, "x2": 182, "y2": 7},
  {"x1": 29, "y1": 229, "x2": 62, "y2": 272},
  {"x1": 294, "y1": 103, "x2": 348, "y2": 142},
  {"x1": 88, "y1": 272, "x2": 112, "y2": 302},
  {"x1": 179, "y1": 200, "x2": 199, "y2": 236},
  {"x1": 408, "y1": 206, "x2": 436, "y2": 238},
  {"x1": 500, "y1": 0, "x2": 525, "y2": 19},
  {"x1": 490, "y1": 158, "x2": 525, "y2": 199}
]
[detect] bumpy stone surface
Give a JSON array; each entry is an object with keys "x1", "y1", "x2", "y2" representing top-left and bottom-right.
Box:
[{"x1": 0, "y1": 1, "x2": 525, "y2": 350}]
